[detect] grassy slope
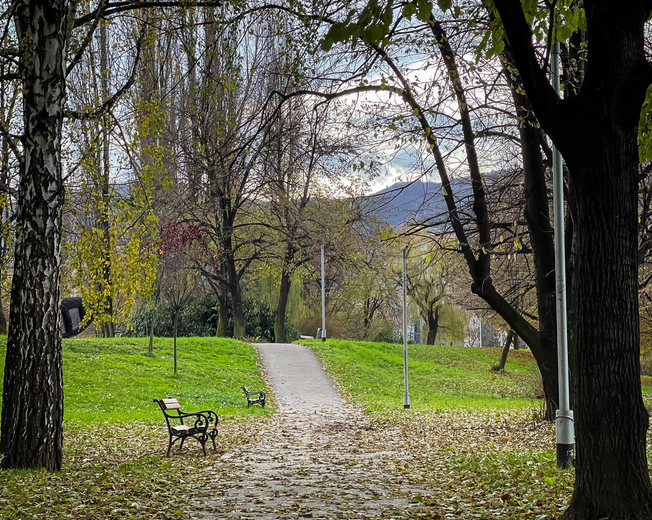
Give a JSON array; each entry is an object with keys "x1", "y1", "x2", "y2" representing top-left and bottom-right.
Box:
[
  {"x1": 0, "y1": 336, "x2": 270, "y2": 423},
  {"x1": 303, "y1": 339, "x2": 652, "y2": 412}
]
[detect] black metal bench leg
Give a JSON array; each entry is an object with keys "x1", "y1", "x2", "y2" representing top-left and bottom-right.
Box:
[
  {"x1": 179, "y1": 436, "x2": 186, "y2": 451},
  {"x1": 168, "y1": 435, "x2": 183, "y2": 457},
  {"x1": 167, "y1": 436, "x2": 173, "y2": 457}
]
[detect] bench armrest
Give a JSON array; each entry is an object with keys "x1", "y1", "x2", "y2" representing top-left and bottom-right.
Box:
[
  {"x1": 187, "y1": 409, "x2": 219, "y2": 425},
  {"x1": 175, "y1": 410, "x2": 217, "y2": 430}
]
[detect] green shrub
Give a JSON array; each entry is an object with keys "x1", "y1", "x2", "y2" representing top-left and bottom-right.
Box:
[
  {"x1": 127, "y1": 296, "x2": 298, "y2": 342},
  {"x1": 369, "y1": 320, "x2": 395, "y2": 343},
  {"x1": 126, "y1": 297, "x2": 217, "y2": 337}
]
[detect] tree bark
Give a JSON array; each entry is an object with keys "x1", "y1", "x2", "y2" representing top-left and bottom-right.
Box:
[
  {"x1": 231, "y1": 291, "x2": 246, "y2": 339},
  {"x1": 496, "y1": 330, "x2": 514, "y2": 371},
  {"x1": 494, "y1": 1, "x2": 652, "y2": 516},
  {"x1": 227, "y1": 264, "x2": 245, "y2": 339},
  {"x1": 562, "y1": 135, "x2": 652, "y2": 519},
  {"x1": 216, "y1": 285, "x2": 228, "y2": 337},
  {"x1": 426, "y1": 304, "x2": 440, "y2": 345},
  {"x1": 363, "y1": 296, "x2": 381, "y2": 333},
  {"x1": 223, "y1": 241, "x2": 245, "y2": 339},
  {"x1": 148, "y1": 315, "x2": 154, "y2": 354},
  {"x1": 275, "y1": 267, "x2": 291, "y2": 343},
  {"x1": 213, "y1": 185, "x2": 246, "y2": 339},
  {"x1": 363, "y1": 298, "x2": 371, "y2": 330},
  {"x1": 173, "y1": 310, "x2": 178, "y2": 374},
  {"x1": 503, "y1": 49, "x2": 559, "y2": 407},
  {"x1": 99, "y1": 19, "x2": 114, "y2": 338},
  {"x1": 1, "y1": 0, "x2": 67, "y2": 471}
]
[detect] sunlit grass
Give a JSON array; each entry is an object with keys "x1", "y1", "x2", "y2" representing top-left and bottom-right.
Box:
[
  {"x1": 303, "y1": 339, "x2": 652, "y2": 412},
  {"x1": 0, "y1": 335, "x2": 271, "y2": 519},
  {"x1": 0, "y1": 336, "x2": 270, "y2": 423}
]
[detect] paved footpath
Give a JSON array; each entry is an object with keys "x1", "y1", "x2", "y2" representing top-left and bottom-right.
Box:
[{"x1": 192, "y1": 343, "x2": 440, "y2": 520}]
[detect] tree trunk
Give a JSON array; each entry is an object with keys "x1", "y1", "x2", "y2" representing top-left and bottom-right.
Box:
[
  {"x1": 219, "y1": 224, "x2": 245, "y2": 339},
  {"x1": 224, "y1": 249, "x2": 245, "y2": 339},
  {"x1": 99, "y1": 19, "x2": 114, "y2": 339},
  {"x1": 494, "y1": 330, "x2": 514, "y2": 371},
  {"x1": 231, "y1": 289, "x2": 246, "y2": 339},
  {"x1": 426, "y1": 304, "x2": 440, "y2": 345},
  {"x1": 173, "y1": 310, "x2": 178, "y2": 374},
  {"x1": 363, "y1": 297, "x2": 380, "y2": 333},
  {"x1": 102, "y1": 321, "x2": 114, "y2": 338},
  {"x1": 502, "y1": 50, "x2": 560, "y2": 417},
  {"x1": 491, "y1": 1, "x2": 652, "y2": 511},
  {"x1": 0, "y1": 292, "x2": 7, "y2": 335},
  {"x1": 1, "y1": 0, "x2": 67, "y2": 471},
  {"x1": 216, "y1": 291, "x2": 228, "y2": 337},
  {"x1": 561, "y1": 134, "x2": 652, "y2": 519},
  {"x1": 274, "y1": 268, "x2": 291, "y2": 343},
  {"x1": 363, "y1": 298, "x2": 371, "y2": 330},
  {"x1": 148, "y1": 314, "x2": 154, "y2": 354}
]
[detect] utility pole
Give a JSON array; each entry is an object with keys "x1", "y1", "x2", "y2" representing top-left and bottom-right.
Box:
[
  {"x1": 402, "y1": 246, "x2": 410, "y2": 409},
  {"x1": 552, "y1": 38, "x2": 574, "y2": 468},
  {"x1": 321, "y1": 244, "x2": 326, "y2": 342}
]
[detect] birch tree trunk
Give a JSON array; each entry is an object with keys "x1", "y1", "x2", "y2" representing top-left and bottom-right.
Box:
[{"x1": 1, "y1": 0, "x2": 68, "y2": 471}]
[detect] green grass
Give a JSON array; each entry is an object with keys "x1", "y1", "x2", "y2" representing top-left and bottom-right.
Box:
[
  {"x1": 302, "y1": 339, "x2": 540, "y2": 412},
  {"x1": 0, "y1": 336, "x2": 270, "y2": 423},
  {"x1": 0, "y1": 336, "x2": 270, "y2": 519},
  {"x1": 304, "y1": 339, "x2": 652, "y2": 412}
]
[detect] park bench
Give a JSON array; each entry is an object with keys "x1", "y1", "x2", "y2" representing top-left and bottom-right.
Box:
[
  {"x1": 241, "y1": 385, "x2": 266, "y2": 408},
  {"x1": 153, "y1": 398, "x2": 219, "y2": 456}
]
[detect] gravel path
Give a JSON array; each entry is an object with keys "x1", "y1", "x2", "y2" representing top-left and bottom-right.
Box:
[
  {"x1": 255, "y1": 343, "x2": 345, "y2": 413},
  {"x1": 192, "y1": 343, "x2": 440, "y2": 520}
]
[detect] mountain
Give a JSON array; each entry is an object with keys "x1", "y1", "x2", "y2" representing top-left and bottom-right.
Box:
[{"x1": 366, "y1": 179, "x2": 471, "y2": 227}]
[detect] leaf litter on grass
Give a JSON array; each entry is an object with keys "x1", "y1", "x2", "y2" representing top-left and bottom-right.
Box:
[
  {"x1": 9, "y1": 408, "x2": 652, "y2": 519},
  {"x1": 0, "y1": 418, "x2": 271, "y2": 520},
  {"x1": 188, "y1": 407, "x2": 579, "y2": 520},
  {"x1": 384, "y1": 410, "x2": 574, "y2": 519},
  {"x1": 0, "y1": 409, "x2": 571, "y2": 520}
]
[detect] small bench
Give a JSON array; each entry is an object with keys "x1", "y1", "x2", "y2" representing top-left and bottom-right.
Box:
[
  {"x1": 241, "y1": 385, "x2": 266, "y2": 408},
  {"x1": 154, "y1": 398, "x2": 219, "y2": 456}
]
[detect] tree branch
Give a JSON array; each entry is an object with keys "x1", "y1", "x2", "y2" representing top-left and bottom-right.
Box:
[
  {"x1": 67, "y1": 0, "x2": 110, "y2": 76},
  {"x1": 74, "y1": 0, "x2": 224, "y2": 26},
  {"x1": 492, "y1": 0, "x2": 561, "y2": 131},
  {"x1": 65, "y1": 38, "x2": 141, "y2": 120}
]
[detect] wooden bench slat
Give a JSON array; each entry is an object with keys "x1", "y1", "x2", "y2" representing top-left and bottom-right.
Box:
[
  {"x1": 171, "y1": 425, "x2": 193, "y2": 434},
  {"x1": 162, "y1": 398, "x2": 181, "y2": 410}
]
